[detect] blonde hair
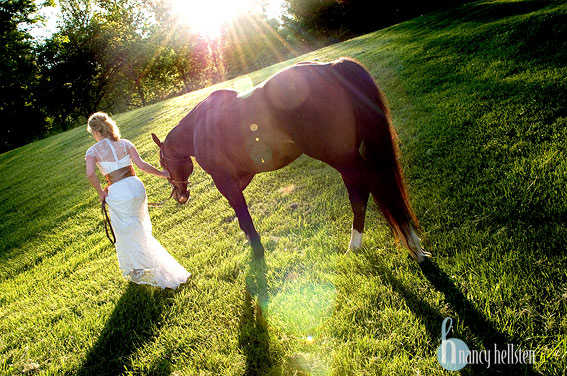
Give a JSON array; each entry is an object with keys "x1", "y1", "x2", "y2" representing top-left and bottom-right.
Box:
[{"x1": 87, "y1": 112, "x2": 121, "y2": 141}]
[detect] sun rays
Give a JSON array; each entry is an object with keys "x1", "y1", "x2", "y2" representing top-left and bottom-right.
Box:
[
  {"x1": 164, "y1": 0, "x2": 298, "y2": 82},
  {"x1": 169, "y1": 0, "x2": 251, "y2": 39}
]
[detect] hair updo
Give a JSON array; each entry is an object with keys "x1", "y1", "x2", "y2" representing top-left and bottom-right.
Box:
[{"x1": 87, "y1": 112, "x2": 121, "y2": 141}]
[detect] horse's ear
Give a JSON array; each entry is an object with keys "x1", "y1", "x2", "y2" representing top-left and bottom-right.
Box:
[{"x1": 151, "y1": 133, "x2": 162, "y2": 147}]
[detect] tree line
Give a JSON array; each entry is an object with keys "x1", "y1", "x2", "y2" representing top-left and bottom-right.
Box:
[{"x1": 0, "y1": 0, "x2": 461, "y2": 153}]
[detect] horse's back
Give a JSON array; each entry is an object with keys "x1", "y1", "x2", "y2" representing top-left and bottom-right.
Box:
[
  {"x1": 195, "y1": 58, "x2": 376, "y2": 174},
  {"x1": 260, "y1": 59, "x2": 360, "y2": 166}
]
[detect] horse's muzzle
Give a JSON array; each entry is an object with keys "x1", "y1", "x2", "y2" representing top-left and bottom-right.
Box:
[{"x1": 177, "y1": 190, "x2": 190, "y2": 204}]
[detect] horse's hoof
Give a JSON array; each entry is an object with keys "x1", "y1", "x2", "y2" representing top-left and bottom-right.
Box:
[
  {"x1": 251, "y1": 239, "x2": 265, "y2": 258},
  {"x1": 413, "y1": 248, "x2": 432, "y2": 263},
  {"x1": 348, "y1": 229, "x2": 363, "y2": 251},
  {"x1": 253, "y1": 247, "x2": 265, "y2": 258}
]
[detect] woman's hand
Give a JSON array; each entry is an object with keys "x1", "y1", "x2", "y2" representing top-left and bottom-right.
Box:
[
  {"x1": 161, "y1": 169, "x2": 171, "y2": 179},
  {"x1": 98, "y1": 190, "x2": 108, "y2": 203}
]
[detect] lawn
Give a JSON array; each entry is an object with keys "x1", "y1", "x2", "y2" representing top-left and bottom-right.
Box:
[{"x1": 1, "y1": 0, "x2": 566, "y2": 374}]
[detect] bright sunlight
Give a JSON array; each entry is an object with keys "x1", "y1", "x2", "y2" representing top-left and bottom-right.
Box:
[{"x1": 170, "y1": 0, "x2": 267, "y2": 39}]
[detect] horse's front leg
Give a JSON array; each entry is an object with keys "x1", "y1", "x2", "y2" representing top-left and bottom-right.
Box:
[{"x1": 212, "y1": 175, "x2": 264, "y2": 258}]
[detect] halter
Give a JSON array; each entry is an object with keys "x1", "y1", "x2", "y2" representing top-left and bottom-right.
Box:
[
  {"x1": 159, "y1": 148, "x2": 192, "y2": 185},
  {"x1": 148, "y1": 148, "x2": 192, "y2": 207}
]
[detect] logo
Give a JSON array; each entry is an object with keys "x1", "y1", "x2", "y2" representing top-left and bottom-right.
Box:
[
  {"x1": 437, "y1": 317, "x2": 470, "y2": 371},
  {"x1": 436, "y1": 317, "x2": 538, "y2": 371}
]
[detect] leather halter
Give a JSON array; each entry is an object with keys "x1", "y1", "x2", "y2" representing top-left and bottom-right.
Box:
[
  {"x1": 159, "y1": 148, "x2": 192, "y2": 185},
  {"x1": 148, "y1": 147, "x2": 192, "y2": 207}
]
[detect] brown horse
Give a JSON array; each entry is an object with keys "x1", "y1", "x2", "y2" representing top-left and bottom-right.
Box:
[{"x1": 151, "y1": 57, "x2": 430, "y2": 262}]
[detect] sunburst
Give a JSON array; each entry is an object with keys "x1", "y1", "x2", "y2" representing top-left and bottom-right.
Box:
[{"x1": 170, "y1": 0, "x2": 253, "y2": 39}]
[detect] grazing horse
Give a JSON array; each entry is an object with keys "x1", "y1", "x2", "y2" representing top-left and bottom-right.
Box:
[{"x1": 152, "y1": 58, "x2": 430, "y2": 262}]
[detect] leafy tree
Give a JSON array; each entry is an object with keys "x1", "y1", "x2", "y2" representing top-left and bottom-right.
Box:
[
  {"x1": 38, "y1": 1, "x2": 114, "y2": 128},
  {"x1": 97, "y1": 0, "x2": 155, "y2": 106},
  {"x1": 282, "y1": 0, "x2": 469, "y2": 43},
  {"x1": 0, "y1": 0, "x2": 51, "y2": 152},
  {"x1": 37, "y1": 24, "x2": 112, "y2": 129},
  {"x1": 42, "y1": 0, "x2": 155, "y2": 120},
  {"x1": 6, "y1": 0, "x2": 476, "y2": 152},
  {"x1": 150, "y1": 1, "x2": 212, "y2": 92},
  {"x1": 223, "y1": 11, "x2": 297, "y2": 79}
]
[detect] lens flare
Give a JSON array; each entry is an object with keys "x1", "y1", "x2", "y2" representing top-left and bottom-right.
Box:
[
  {"x1": 234, "y1": 76, "x2": 255, "y2": 93},
  {"x1": 268, "y1": 281, "x2": 336, "y2": 335},
  {"x1": 267, "y1": 280, "x2": 335, "y2": 374}
]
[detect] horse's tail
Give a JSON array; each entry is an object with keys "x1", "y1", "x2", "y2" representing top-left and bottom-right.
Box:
[{"x1": 332, "y1": 58, "x2": 423, "y2": 256}]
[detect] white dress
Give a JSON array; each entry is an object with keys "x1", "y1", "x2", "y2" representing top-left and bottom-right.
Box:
[{"x1": 86, "y1": 138, "x2": 190, "y2": 289}]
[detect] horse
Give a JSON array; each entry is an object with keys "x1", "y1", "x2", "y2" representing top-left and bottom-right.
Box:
[{"x1": 151, "y1": 57, "x2": 430, "y2": 262}]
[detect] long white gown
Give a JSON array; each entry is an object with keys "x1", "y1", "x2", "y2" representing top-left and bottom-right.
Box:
[{"x1": 86, "y1": 138, "x2": 190, "y2": 289}]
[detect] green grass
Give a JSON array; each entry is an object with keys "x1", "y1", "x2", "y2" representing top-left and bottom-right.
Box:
[{"x1": 1, "y1": 0, "x2": 566, "y2": 374}]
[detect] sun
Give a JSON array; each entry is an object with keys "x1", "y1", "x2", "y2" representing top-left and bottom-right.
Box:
[{"x1": 170, "y1": 0, "x2": 253, "y2": 39}]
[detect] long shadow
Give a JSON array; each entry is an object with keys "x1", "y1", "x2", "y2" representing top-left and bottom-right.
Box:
[
  {"x1": 74, "y1": 283, "x2": 175, "y2": 376},
  {"x1": 362, "y1": 249, "x2": 541, "y2": 375},
  {"x1": 419, "y1": 261, "x2": 507, "y2": 346},
  {"x1": 419, "y1": 260, "x2": 536, "y2": 375},
  {"x1": 239, "y1": 258, "x2": 274, "y2": 376}
]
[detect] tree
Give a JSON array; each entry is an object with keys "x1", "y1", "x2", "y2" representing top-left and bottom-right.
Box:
[
  {"x1": 37, "y1": 24, "x2": 112, "y2": 129},
  {"x1": 43, "y1": 0, "x2": 155, "y2": 119},
  {"x1": 38, "y1": 1, "x2": 115, "y2": 127},
  {"x1": 223, "y1": 11, "x2": 297, "y2": 79},
  {"x1": 150, "y1": 1, "x2": 211, "y2": 92},
  {"x1": 0, "y1": 0, "x2": 51, "y2": 152},
  {"x1": 97, "y1": 0, "x2": 155, "y2": 106},
  {"x1": 282, "y1": 0, "x2": 469, "y2": 43}
]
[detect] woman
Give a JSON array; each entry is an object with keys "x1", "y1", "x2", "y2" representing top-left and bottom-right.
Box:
[{"x1": 85, "y1": 112, "x2": 190, "y2": 289}]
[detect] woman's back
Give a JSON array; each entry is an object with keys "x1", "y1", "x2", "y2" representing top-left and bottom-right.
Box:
[{"x1": 86, "y1": 138, "x2": 134, "y2": 175}]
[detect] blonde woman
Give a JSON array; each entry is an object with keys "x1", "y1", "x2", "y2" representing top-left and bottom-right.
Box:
[{"x1": 85, "y1": 112, "x2": 190, "y2": 289}]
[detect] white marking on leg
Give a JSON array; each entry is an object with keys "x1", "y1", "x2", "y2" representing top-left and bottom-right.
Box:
[
  {"x1": 404, "y1": 223, "x2": 431, "y2": 263},
  {"x1": 349, "y1": 228, "x2": 363, "y2": 251}
]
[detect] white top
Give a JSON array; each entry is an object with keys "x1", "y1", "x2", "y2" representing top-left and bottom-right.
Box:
[{"x1": 85, "y1": 138, "x2": 134, "y2": 175}]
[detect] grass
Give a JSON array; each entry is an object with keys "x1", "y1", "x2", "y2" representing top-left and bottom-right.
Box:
[{"x1": 1, "y1": 0, "x2": 566, "y2": 374}]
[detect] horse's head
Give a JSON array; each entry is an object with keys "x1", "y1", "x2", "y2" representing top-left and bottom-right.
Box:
[{"x1": 152, "y1": 133, "x2": 193, "y2": 204}]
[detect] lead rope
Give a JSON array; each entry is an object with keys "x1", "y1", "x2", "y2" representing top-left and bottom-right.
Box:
[
  {"x1": 101, "y1": 185, "x2": 173, "y2": 245},
  {"x1": 101, "y1": 199, "x2": 116, "y2": 244},
  {"x1": 147, "y1": 186, "x2": 175, "y2": 207}
]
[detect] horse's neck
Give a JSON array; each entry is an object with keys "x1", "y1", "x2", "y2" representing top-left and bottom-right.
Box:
[{"x1": 166, "y1": 120, "x2": 194, "y2": 156}]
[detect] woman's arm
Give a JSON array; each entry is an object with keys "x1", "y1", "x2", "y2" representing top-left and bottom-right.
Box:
[
  {"x1": 129, "y1": 145, "x2": 170, "y2": 179},
  {"x1": 86, "y1": 156, "x2": 107, "y2": 202}
]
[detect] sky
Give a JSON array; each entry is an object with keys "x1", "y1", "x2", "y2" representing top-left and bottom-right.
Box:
[
  {"x1": 28, "y1": 1, "x2": 60, "y2": 40},
  {"x1": 27, "y1": 0, "x2": 286, "y2": 41}
]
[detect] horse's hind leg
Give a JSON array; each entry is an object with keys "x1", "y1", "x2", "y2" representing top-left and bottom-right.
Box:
[
  {"x1": 340, "y1": 159, "x2": 370, "y2": 251},
  {"x1": 402, "y1": 222, "x2": 431, "y2": 262}
]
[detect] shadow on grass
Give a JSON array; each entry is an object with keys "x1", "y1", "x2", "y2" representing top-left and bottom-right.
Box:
[
  {"x1": 239, "y1": 258, "x2": 274, "y2": 376},
  {"x1": 419, "y1": 260, "x2": 543, "y2": 375},
  {"x1": 75, "y1": 282, "x2": 176, "y2": 376},
  {"x1": 365, "y1": 252, "x2": 541, "y2": 375},
  {"x1": 425, "y1": 0, "x2": 551, "y2": 29}
]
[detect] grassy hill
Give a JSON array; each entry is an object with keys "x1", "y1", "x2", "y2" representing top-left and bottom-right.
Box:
[{"x1": 1, "y1": 0, "x2": 566, "y2": 374}]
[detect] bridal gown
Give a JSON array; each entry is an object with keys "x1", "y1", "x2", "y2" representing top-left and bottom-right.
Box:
[{"x1": 86, "y1": 138, "x2": 190, "y2": 289}]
